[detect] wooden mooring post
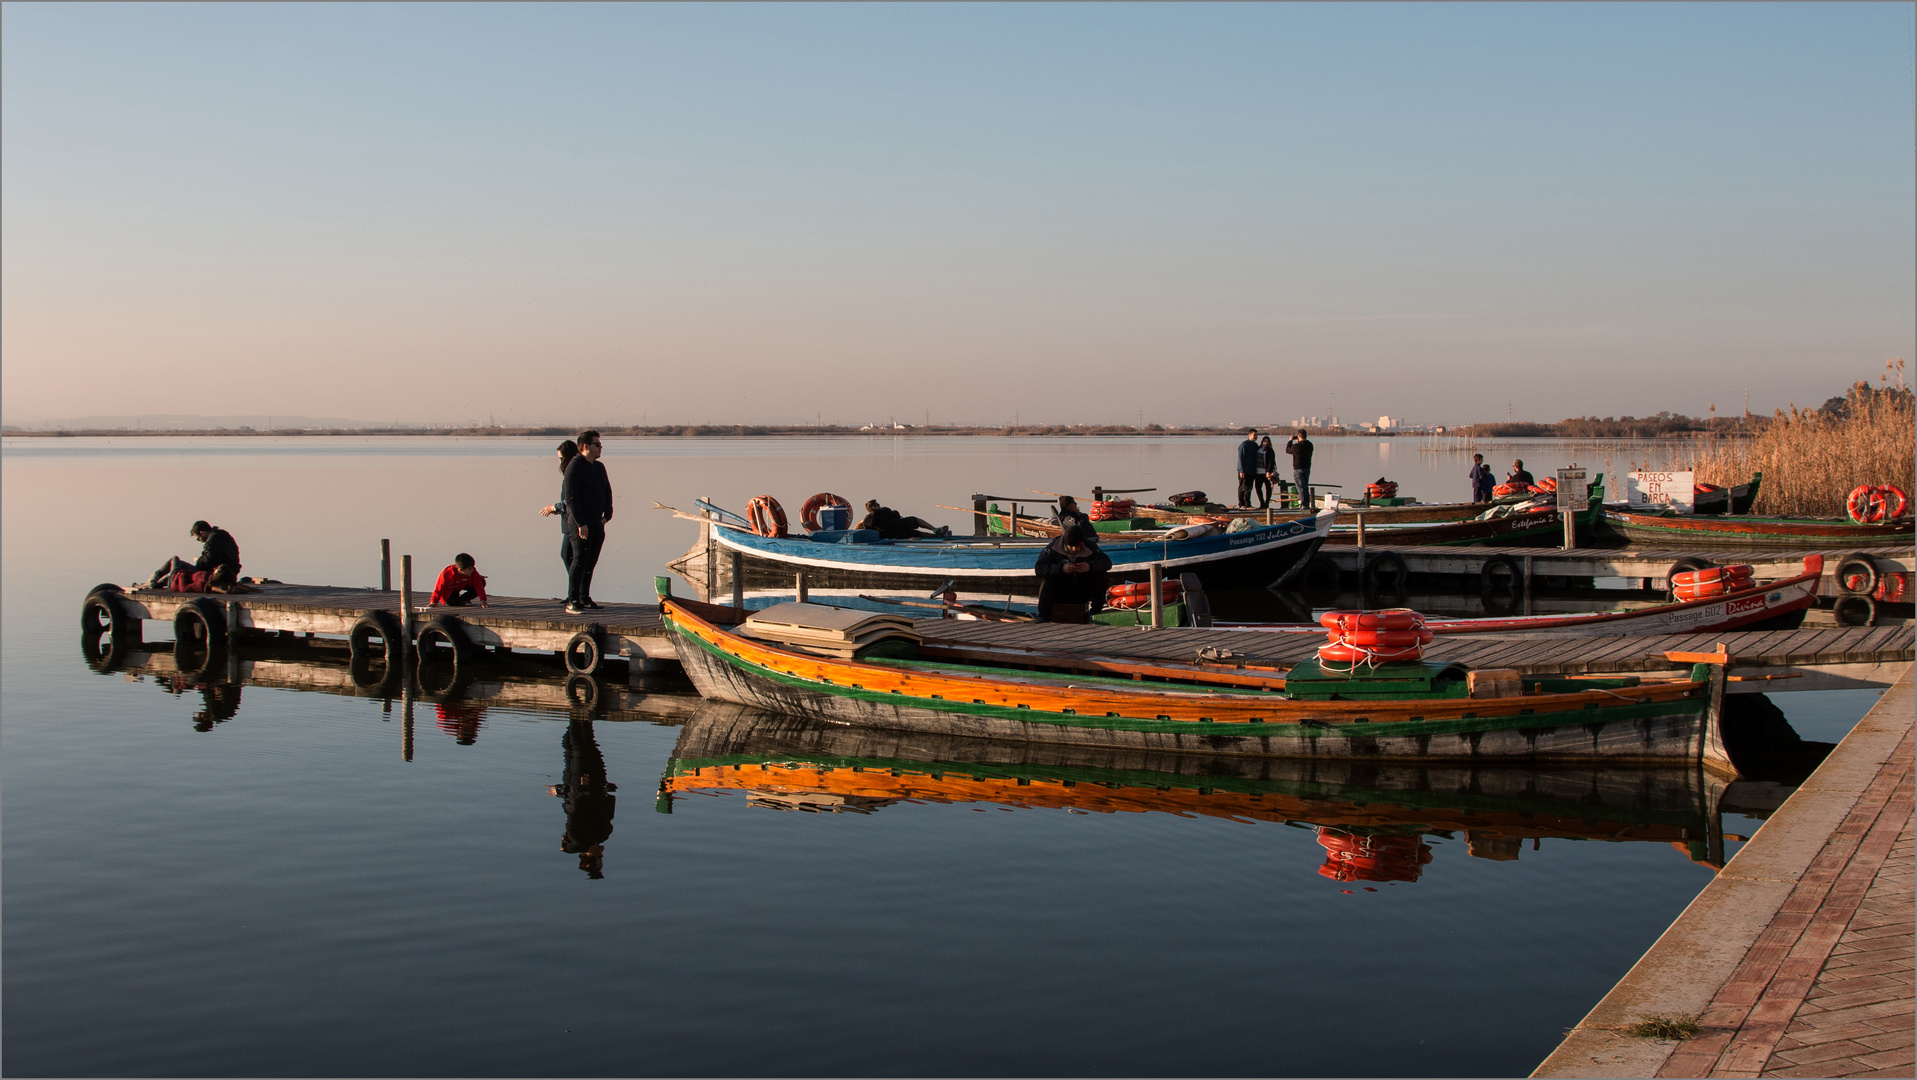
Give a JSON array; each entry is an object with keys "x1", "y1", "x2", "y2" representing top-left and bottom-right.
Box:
[
  {"x1": 380, "y1": 539, "x2": 391, "y2": 591},
  {"x1": 401, "y1": 555, "x2": 415, "y2": 639},
  {"x1": 795, "y1": 571, "x2": 809, "y2": 604},
  {"x1": 1149, "y1": 563, "x2": 1164, "y2": 629}
]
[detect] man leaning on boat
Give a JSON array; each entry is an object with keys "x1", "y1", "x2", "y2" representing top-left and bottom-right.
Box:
[{"x1": 1033, "y1": 523, "x2": 1112, "y2": 623}]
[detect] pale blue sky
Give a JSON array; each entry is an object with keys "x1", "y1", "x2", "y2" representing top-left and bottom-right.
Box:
[{"x1": 4, "y1": 3, "x2": 1912, "y2": 427}]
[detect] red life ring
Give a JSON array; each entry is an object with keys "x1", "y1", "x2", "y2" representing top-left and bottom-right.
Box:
[
  {"x1": 1876, "y1": 484, "x2": 1910, "y2": 521},
  {"x1": 1327, "y1": 627, "x2": 1434, "y2": 648},
  {"x1": 1533, "y1": 476, "x2": 1558, "y2": 494},
  {"x1": 1319, "y1": 608, "x2": 1423, "y2": 632},
  {"x1": 1492, "y1": 482, "x2": 1530, "y2": 498},
  {"x1": 800, "y1": 492, "x2": 851, "y2": 532},
  {"x1": 1365, "y1": 481, "x2": 1399, "y2": 499},
  {"x1": 1673, "y1": 565, "x2": 1754, "y2": 588},
  {"x1": 1089, "y1": 498, "x2": 1136, "y2": 521},
  {"x1": 1317, "y1": 641, "x2": 1426, "y2": 665},
  {"x1": 746, "y1": 496, "x2": 788, "y2": 538},
  {"x1": 1848, "y1": 484, "x2": 1885, "y2": 524}
]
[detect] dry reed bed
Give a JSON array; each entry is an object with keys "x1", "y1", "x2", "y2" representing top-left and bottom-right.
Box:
[{"x1": 1662, "y1": 390, "x2": 1915, "y2": 518}]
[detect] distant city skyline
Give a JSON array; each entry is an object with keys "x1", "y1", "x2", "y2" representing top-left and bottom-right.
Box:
[{"x1": 4, "y1": 4, "x2": 1912, "y2": 428}]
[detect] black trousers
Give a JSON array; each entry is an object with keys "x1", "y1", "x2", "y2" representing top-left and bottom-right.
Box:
[
  {"x1": 568, "y1": 526, "x2": 605, "y2": 604},
  {"x1": 1236, "y1": 473, "x2": 1254, "y2": 507},
  {"x1": 1252, "y1": 473, "x2": 1272, "y2": 508},
  {"x1": 1037, "y1": 570, "x2": 1110, "y2": 622},
  {"x1": 560, "y1": 530, "x2": 575, "y2": 574}
]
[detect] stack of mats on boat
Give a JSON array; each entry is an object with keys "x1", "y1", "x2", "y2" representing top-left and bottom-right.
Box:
[{"x1": 738, "y1": 603, "x2": 923, "y2": 659}]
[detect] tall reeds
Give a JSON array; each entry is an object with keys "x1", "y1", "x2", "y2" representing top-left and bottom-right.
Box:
[{"x1": 1662, "y1": 365, "x2": 1914, "y2": 518}]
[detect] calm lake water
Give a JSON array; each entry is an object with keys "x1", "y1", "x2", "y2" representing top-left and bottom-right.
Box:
[{"x1": 1, "y1": 436, "x2": 1885, "y2": 1077}]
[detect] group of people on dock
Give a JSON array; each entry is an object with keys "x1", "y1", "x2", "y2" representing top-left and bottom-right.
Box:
[
  {"x1": 540, "y1": 431, "x2": 615, "y2": 614},
  {"x1": 1234, "y1": 428, "x2": 1313, "y2": 510}
]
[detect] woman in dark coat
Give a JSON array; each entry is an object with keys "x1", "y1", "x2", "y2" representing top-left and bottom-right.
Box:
[
  {"x1": 1255, "y1": 436, "x2": 1277, "y2": 509},
  {"x1": 538, "y1": 440, "x2": 580, "y2": 574}
]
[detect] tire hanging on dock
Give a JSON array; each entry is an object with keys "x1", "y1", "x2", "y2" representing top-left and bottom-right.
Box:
[{"x1": 566, "y1": 624, "x2": 607, "y2": 676}]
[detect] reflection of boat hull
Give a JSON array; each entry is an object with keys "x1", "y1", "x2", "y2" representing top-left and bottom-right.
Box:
[
  {"x1": 1597, "y1": 509, "x2": 1913, "y2": 548},
  {"x1": 662, "y1": 594, "x2": 1715, "y2": 762},
  {"x1": 699, "y1": 511, "x2": 1334, "y2": 596},
  {"x1": 663, "y1": 702, "x2": 1734, "y2": 864}
]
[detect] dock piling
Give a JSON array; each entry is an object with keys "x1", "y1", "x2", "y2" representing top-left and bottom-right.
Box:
[
  {"x1": 795, "y1": 572, "x2": 809, "y2": 604},
  {"x1": 380, "y1": 539, "x2": 391, "y2": 591},
  {"x1": 225, "y1": 600, "x2": 242, "y2": 683},
  {"x1": 1149, "y1": 563, "x2": 1163, "y2": 629},
  {"x1": 401, "y1": 555, "x2": 415, "y2": 640},
  {"x1": 972, "y1": 495, "x2": 988, "y2": 537}
]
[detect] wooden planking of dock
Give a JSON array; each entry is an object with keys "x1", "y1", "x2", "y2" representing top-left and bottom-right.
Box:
[{"x1": 1321, "y1": 544, "x2": 1912, "y2": 595}]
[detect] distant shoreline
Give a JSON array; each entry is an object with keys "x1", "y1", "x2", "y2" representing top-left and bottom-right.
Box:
[{"x1": 1, "y1": 424, "x2": 1411, "y2": 439}]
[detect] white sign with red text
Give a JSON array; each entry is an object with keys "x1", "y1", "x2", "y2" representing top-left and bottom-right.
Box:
[{"x1": 1627, "y1": 471, "x2": 1695, "y2": 511}]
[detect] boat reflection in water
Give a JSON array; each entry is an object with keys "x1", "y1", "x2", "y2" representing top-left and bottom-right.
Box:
[
  {"x1": 661, "y1": 700, "x2": 1836, "y2": 878},
  {"x1": 80, "y1": 631, "x2": 702, "y2": 879}
]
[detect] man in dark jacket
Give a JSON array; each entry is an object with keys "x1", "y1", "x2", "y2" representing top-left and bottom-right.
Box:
[
  {"x1": 1049, "y1": 495, "x2": 1097, "y2": 541},
  {"x1": 1033, "y1": 524, "x2": 1113, "y2": 623},
  {"x1": 1235, "y1": 429, "x2": 1261, "y2": 507},
  {"x1": 562, "y1": 430, "x2": 613, "y2": 613},
  {"x1": 146, "y1": 520, "x2": 242, "y2": 590},
  {"x1": 1285, "y1": 429, "x2": 1314, "y2": 507},
  {"x1": 1468, "y1": 454, "x2": 1495, "y2": 503},
  {"x1": 1507, "y1": 459, "x2": 1536, "y2": 487}
]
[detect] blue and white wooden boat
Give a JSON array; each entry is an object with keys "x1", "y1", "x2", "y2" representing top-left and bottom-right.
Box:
[{"x1": 685, "y1": 503, "x2": 1335, "y2": 596}]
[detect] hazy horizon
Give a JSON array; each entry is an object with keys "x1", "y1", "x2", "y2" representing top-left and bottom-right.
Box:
[{"x1": 4, "y1": 4, "x2": 1912, "y2": 428}]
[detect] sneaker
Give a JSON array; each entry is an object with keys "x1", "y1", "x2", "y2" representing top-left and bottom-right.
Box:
[
  {"x1": 564, "y1": 602, "x2": 585, "y2": 615},
  {"x1": 934, "y1": 525, "x2": 952, "y2": 538},
  {"x1": 581, "y1": 599, "x2": 602, "y2": 610}
]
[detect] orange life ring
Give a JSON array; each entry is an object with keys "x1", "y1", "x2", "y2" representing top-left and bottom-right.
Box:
[
  {"x1": 1326, "y1": 627, "x2": 1434, "y2": 649},
  {"x1": 1316, "y1": 641, "x2": 1426, "y2": 665},
  {"x1": 1089, "y1": 498, "x2": 1136, "y2": 521},
  {"x1": 1319, "y1": 608, "x2": 1424, "y2": 632},
  {"x1": 1533, "y1": 476, "x2": 1558, "y2": 494},
  {"x1": 746, "y1": 496, "x2": 788, "y2": 538},
  {"x1": 1880, "y1": 485, "x2": 1910, "y2": 520},
  {"x1": 800, "y1": 492, "x2": 851, "y2": 532},
  {"x1": 1672, "y1": 565, "x2": 1753, "y2": 588},
  {"x1": 1365, "y1": 481, "x2": 1399, "y2": 499},
  {"x1": 1492, "y1": 482, "x2": 1530, "y2": 498}
]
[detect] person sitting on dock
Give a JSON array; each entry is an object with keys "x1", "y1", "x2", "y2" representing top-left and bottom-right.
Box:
[
  {"x1": 1469, "y1": 454, "x2": 1495, "y2": 503},
  {"x1": 144, "y1": 520, "x2": 242, "y2": 592},
  {"x1": 858, "y1": 500, "x2": 950, "y2": 540},
  {"x1": 1508, "y1": 459, "x2": 1536, "y2": 488},
  {"x1": 1033, "y1": 524, "x2": 1112, "y2": 623},
  {"x1": 1049, "y1": 495, "x2": 1097, "y2": 541},
  {"x1": 1235, "y1": 428, "x2": 1260, "y2": 507},
  {"x1": 429, "y1": 553, "x2": 489, "y2": 608}
]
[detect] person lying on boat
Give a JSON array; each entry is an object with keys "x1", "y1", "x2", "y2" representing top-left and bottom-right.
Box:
[
  {"x1": 858, "y1": 500, "x2": 952, "y2": 539},
  {"x1": 1049, "y1": 495, "x2": 1098, "y2": 540},
  {"x1": 143, "y1": 520, "x2": 243, "y2": 592},
  {"x1": 1507, "y1": 460, "x2": 1536, "y2": 487},
  {"x1": 1033, "y1": 524, "x2": 1112, "y2": 623}
]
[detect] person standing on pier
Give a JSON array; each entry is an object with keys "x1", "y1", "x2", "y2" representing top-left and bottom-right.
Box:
[
  {"x1": 1468, "y1": 454, "x2": 1494, "y2": 503},
  {"x1": 1256, "y1": 435, "x2": 1277, "y2": 509},
  {"x1": 539, "y1": 439, "x2": 580, "y2": 577},
  {"x1": 1235, "y1": 428, "x2": 1261, "y2": 507},
  {"x1": 563, "y1": 431, "x2": 613, "y2": 614},
  {"x1": 1285, "y1": 429, "x2": 1314, "y2": 508}
]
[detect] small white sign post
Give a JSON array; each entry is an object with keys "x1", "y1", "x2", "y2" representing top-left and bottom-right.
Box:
[
  {"x1": 1556, "y1": 467, "x2": 1588, "y2": 549},
  {"x1": 1628, "y1": 471, "x2": 1696, "y2": 512}
]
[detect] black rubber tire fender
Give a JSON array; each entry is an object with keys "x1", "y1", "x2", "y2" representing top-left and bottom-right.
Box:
[
  {"x1": 82, "y1": 585, "x2": 131, "y2": 638},
  {"x1": 566, "y1": 624, "x2": 607, "y2": 676},
  {"x1": 348, "y1": 611, "x2": 405, "y2": 668},
  {"x1": 80, "y1": 625, "x2": 129, "y2": 672},
  {"x1": 1665, "y1": 557, "x2": 1716, "y2": 598},
  {"x1": 174, "y1": 597, "x2": 228, "y2": 649},
  {"x1": 1835, "y1": 553, "x2": 1878, "y2": 596},
  {"x1": 1363, "y1": 551, "x2": 1408, "y2": 590},
  {"x1": 416, "y1": 614, "x2": 479, "y2": 667},
  {"x1": 348, "y1": 651, "x2": 401, "y2": 695},
  {"x1": 1479, "y1": 554, "x2": 1523, "y2": 594}
]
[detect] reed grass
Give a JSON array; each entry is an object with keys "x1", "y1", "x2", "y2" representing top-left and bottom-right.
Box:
[
  {"x1": 1652, "y1": 374, "x2": 1915, "y2": 518},
  {"x1": 1627, "y1": 1014, "x2": 1700, "y2": 1040}
]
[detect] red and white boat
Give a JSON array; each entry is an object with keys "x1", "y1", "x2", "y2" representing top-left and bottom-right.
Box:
[{"x1": 1216, "y1": 556, "x2": 1826, "y2": 639}]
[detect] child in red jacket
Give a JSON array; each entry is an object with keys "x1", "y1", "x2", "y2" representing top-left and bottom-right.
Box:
[{"x1": 429, "y1": 553, "x2": 488, "y2": 608}]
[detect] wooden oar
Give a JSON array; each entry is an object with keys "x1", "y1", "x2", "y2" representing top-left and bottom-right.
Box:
[{"x1": 651, "y1": 501, "x2": 752, "y2": 531}]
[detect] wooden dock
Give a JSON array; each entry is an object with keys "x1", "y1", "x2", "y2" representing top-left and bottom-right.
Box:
[{"x1": 92, "y1": 582, "x2": 1913, "y2": 692}]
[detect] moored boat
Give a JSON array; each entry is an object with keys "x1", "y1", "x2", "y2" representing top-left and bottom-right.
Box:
[
  {"x1": 674, "y1": 502, "x2": 1335, "y2": 596},
  {"x1": 1214, "y1": 556, "x2": 1826, "y2": 638},
  {"x1": 656, "y1": 582, "x2": 1723, "y2": 763},
  {"x1": 1597, "y1": 507, "x2": 1914, "y2": 548}
]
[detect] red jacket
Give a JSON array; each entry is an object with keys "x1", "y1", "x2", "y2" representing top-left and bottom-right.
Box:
[{"x1": 430, "y1": 565, "x2": 488, "y2": 605}]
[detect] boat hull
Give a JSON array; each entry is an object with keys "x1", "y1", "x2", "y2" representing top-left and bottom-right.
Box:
[
  {"x1": 664, "y1": 602, "x2": 1713, "y2": 763},
  {"x1": 706, "y1": 512, "x2": 1333, "y2": 597},
  {"x1": 1598, "y1": 510, "x2": 1914, "y2": 548}
]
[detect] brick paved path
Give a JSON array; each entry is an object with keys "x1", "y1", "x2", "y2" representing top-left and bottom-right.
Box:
[{"x1": 1658, "y1": 727, "x2": 1914, "y2": 1079}]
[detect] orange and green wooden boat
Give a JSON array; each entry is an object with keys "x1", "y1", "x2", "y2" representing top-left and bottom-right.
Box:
[{"x1": 656, "y1": 579, "x2": 1720, "y2": 763}]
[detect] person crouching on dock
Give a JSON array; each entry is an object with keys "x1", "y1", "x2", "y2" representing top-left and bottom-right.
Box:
[
  {"x1": 1033, "y1": 524, "x2": 1112, "y2": 623},
  {"x1": 429, "y1": 553, "x2": 489, "y2": 608}
]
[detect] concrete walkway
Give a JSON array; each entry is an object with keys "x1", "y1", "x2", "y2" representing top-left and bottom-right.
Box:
[{"x1": 1535, "y1": 664, "x2": 1914, "y2": 1078}]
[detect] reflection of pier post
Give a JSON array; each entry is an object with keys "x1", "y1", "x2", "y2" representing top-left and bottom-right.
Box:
[
  {"x1": 402, "y1": 688, "x2": 414, "y2": 762},
  {"x1": 401, "y1": 555, "x2": 417, "y2": 762}
]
